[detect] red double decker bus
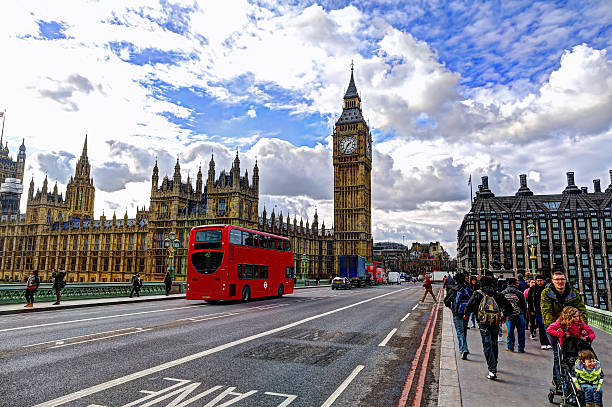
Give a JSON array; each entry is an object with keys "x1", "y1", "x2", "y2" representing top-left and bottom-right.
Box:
[{"x1": 186, "y1": 224, "x2": 295, "y2": 302}]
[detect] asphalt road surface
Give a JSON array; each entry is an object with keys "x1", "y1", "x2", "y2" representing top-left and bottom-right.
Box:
[{"x1": 0, "y1": 284, "x2": 442, "y2": 407}]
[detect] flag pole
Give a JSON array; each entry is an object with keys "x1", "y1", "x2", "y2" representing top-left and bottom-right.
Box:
[{"x1": 0, "y1": 110, "x2": 5, "y2": 144}]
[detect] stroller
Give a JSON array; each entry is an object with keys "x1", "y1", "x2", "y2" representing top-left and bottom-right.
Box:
[{"x1": 548, "y1": 336, "x2": 598, "y2": 406}]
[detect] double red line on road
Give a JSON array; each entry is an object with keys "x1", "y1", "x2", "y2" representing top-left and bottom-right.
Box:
[{"x1": 397, "y1": 289, "x2": 443, "y2": 407}]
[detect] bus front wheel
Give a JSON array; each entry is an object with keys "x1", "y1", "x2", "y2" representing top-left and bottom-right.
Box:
[
  {"x1": 242, "y1": 286, "x2": 251, "y2": 302},
  {"x1": 277, "y1": 284, "x2": 284, "y2": 297}
]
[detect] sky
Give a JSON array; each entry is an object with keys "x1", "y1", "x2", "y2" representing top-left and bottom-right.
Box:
[{"x1": 0, "y1": 0, "x2": 611, "y2": 256}]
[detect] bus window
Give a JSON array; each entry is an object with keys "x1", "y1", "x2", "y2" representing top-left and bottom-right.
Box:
[
  {"x1": 269, "y1": 238, "x2": 277, "y2": 250},
  {"x1": 259, "y1": 234, "x2": 268, "y2": 249},
  {"x1": 285, "y1": 266, "x2": 295, "y2": 279},
  {"x1": 230, "y1": 229, "x2": 242, "y2": 245},
  {"x1": 243, "y1": 264, "x2": 253, "y2": 279},
  {"x1": 255, "y1": 265, "x2": 268, "y2": 279},
  {"x1": 283, "y1": 240, "x2": 291, "y2": 252},
  {"x1": 195, "y1": 230, "x2": 222, "y2": 242},
  {"x1": 243, "y1": 231, "x2": 254, "y2": 246},
  {"x1": 191, "y1": 251, "x2": 223, "y2": 274}
]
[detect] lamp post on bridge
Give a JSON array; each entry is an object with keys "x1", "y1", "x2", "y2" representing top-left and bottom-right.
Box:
[
  {"x1": 164, "y1": 231, "x2": 181, "y2": 279},
  {"x1": 527, "y1": 220, "x2": 538, "y2": 276}
]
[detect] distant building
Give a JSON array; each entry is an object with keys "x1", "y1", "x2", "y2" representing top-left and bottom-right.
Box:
[
  {"x1": 457, "y1": 172, "x2": 612, "y2": 310},
  {"x1": 373, "y1": 241, "x2": 451, "y2": 274},
  {"x1": 0, "y1": 136, "x2": 25, "y2": 217}
]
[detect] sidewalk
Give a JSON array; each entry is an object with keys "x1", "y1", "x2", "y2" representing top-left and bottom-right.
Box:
[
  {"x1": 0, "y1": 284, "x2": 331, "y2": 315},
  {"x1": 442, "y1": 309, "x2": 612, "y2": 406}
]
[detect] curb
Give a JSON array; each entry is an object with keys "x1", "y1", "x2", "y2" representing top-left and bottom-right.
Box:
[
  {"x1": 0, "y1": 285, "x2": 333, "y2": 315},
  {"x1": 438, "y1": 302, "x2": 462, "y2": 406}
]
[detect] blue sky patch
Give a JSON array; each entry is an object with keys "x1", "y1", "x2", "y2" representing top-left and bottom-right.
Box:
[{"x1": 37, "y1": 20, "x2": 67, "y2": 40}]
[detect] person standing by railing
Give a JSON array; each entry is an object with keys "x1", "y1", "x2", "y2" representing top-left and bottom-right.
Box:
[
  {"x1": 24, "y1": 270, "x2": 40, "y2": 307},
  {"x1": 164, "y1": 271, "x2": 172, "y2": 296},
  {"x1": 51, "y1": 268, "x2": 67, "y2": 305}
]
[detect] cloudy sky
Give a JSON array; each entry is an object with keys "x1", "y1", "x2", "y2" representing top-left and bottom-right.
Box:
[{"x1": 1, "y1": 1, "x2": 611, "y2": 255}]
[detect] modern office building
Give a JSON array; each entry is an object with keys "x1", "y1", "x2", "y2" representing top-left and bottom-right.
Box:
[{"x1": 457, "y1": 172, "x2": 612, "y2": 309}]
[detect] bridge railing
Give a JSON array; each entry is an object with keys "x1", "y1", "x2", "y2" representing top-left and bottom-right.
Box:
[
  {"x1": 295, "y1": 279, "x2": 331, "y2": 287},
  {"x1": 586, "y1": 305, "x2": 612, "y2": 335},
  {"x1": 0, "y1": 282, "x2": 185, "y2": 304}
]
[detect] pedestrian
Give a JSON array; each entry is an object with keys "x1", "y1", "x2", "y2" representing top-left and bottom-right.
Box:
[
  {"x1": 541, "y1": 271, "x2": 587, "y2": 389},
  {"x1": 24, "y1": 270, "x2": 40, "y2": 307},
  {"x1": 420, "y1": 273, "x2": 436, "y2": 302},
  {"x1": 546, "y1": 306, "x2": 595, "y2": 346},
  {"x1": 527, "y1": 274, "x2": 552, "y2": 349},
  {"x1": 164, "y1": 271, "x2": 172, "y2": 296},
  {"x1": 468, "y1": 275, "x2": 480, "y2": 328},
  {"x1": 573, "y1": 350, "x2": 604, "y2": 407},
  {"x1": 463, "y1": 275, "x2": 513, "y2": 380},
  {"x1": 443, "y1": 273, "x2": 454, "y2": 289},
  {"x1": 51, "y1": 268, "x2": 67, "y2": 305},
  {"x1": 502, "y1": 277, "x2": 527, "y2": 353},
  {"x1": 496, "y1": 273, "x2": 507, "y2": 291},
  {"x1": 443, "y1": 272, "x2": 472, "y2": 360},
  {"x1": 129, "y1": 272, "x2": 142, "y2": 298},
  {"x1": 316, "y1": 275, "x2": 320, "y2": 286},
  {"x1": 517, "y1": 273, "x2": 529, "y2": 292},
  {"x1": 524, "y1": 279, "x2": 537, "y2": 340}
]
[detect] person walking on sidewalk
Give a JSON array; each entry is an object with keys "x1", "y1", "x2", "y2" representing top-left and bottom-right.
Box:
[
  {"x1": 524, "y1": 278, "x2": 536, "y2": 339},
  {"x1": 444, "y1": 272, "x2": 473, "y2": 360},
  {"x1": 527, "y1": 275, "x2": 551, "y2": 349},
  {"x1": 51, "y1": 268, "x2": 67, "y2": 305},
  {"x1": 541, "y1": 271, "x2": 587, "y2": 388},
  {"x1": 24, "y1": 270, "x2": 40, "y2": 307},
  {"x1": 420, "y1": 274, "x2": 436, "y2": 302},
  {"x1": 129, "y1": 272, "x2": 143, "y2": 298},
  {"x1": 468, "y1": 275, "x2": 480, "y2": 328},
  {"x1": 502, "y1": 278, "x2": 527, "y2": 353},
  {"x1": 164, "y1": 271, "x2": 172, "y2": 296},
  {"x1": 464, "y1": 275, "x2": 513, "y2": 380}
]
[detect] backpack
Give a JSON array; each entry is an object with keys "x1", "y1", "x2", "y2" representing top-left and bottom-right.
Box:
[
  {"x1": 477, "y1": 290, "x2": 501, "y2": 326},
  {"x1": 453, "y1": 286, "x2": 472, "y2": 315},
  {"x1": 504, "y1": 291, "x2": 521, "y2": 316}
]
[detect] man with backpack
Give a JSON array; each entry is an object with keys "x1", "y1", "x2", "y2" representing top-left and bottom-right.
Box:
[
  {"x1": 464, "y1": 275, "x2": 513, "y2": 380},
  {"x1": 502, "y1": 277, "x2": 527, "y2": 353},
  {"x1": 444, "y1": 272, "x2": 473, "y2": 360}
]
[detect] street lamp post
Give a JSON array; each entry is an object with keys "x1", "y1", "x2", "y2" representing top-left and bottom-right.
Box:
[
  {"x1": 301, "y1": 253, "x2": 308, "y2": 280},
  {"x1": 164, "y1": 231, "x2": 181, "y2": 279},
  {"x1": 527, "y1": 220, "x2": 538, "y2": 276},
  {"x1": 481, "y1": 254, "x2": 486, "y2": 275}
]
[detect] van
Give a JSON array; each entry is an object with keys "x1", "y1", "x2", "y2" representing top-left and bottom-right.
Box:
[{"x1": 388, "y1": 272, "x2": 401, "y2": 285}]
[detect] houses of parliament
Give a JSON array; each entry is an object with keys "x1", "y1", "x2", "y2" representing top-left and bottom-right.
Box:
[{"x1": 0, "y1": 68, "x2": 373, "y2": 283}]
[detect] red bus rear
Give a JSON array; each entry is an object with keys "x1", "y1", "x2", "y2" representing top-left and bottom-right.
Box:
[{"x1": 186, "y1": 224, "x2": 295, "y2": 302}]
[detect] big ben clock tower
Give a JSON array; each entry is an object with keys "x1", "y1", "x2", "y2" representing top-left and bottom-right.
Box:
[{"x1": 333, "y1": 64, "x2": 373, "y2": 261}]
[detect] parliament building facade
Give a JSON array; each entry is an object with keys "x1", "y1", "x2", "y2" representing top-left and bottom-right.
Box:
[
  {"x1": 0, "y1": 68, "x2": 373, "y2": 284},
  {"x1": 457, "y1": 173, "x2": 612, "y2": 310}
]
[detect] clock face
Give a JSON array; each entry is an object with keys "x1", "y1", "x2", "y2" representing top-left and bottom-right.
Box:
[{"x1": 339, "y1": 136, "x2": 357, "y2": 154}]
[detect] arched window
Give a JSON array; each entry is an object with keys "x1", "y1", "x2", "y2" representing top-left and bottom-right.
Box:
[{"x1": 46, "y1": 210, "x2": 52, "y2": 223}]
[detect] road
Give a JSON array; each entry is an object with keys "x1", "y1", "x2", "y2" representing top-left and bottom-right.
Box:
[{"x1": 0, "y1": 284, "x2": 442, "y2": 407}]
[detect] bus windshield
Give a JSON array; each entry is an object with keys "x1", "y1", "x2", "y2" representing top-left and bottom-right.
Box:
[
  {"x1": 191, "y1": 251, "x2": 223, "y2": 274},
  {"x1": 195, "y1": 230, "x2": 222, "y2": 242}
]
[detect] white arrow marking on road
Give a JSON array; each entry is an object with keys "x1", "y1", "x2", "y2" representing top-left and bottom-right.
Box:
[
  {"x1": 378, "y1": 328, "x2": 398, "y2": 347},
  {"x1": 264, "y1": 392, "x2": 297, "y2": 407},
  {"x1": 320, "y1": 365, "x2": 364, "y2": 407},
  {"x1": 33, "y1": 288, "x2": 411, "y2": 407}
]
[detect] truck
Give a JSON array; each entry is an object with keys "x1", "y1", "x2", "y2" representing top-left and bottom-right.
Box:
[
  {"x1": 388, "y1": 271, "x2": 401, "y2": 284},
  {"x1": 339, "y1": 255, "x2": 366, "y2": 287},
  {"x1": 432, "y1": 270, "x2": 448, "y2": 282}
]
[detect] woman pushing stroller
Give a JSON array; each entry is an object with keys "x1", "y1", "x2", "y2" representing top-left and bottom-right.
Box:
[{"x1": 547, "y1": 306, "x2": 603, "y2": 407}]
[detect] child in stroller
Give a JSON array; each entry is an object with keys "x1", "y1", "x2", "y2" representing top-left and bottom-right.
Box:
[{"x1": 547, "y1": 306, "x2": 600, "y2": 406}]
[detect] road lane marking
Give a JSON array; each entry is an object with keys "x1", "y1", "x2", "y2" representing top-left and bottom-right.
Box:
[
  {"x1": 320, "y1": 365, "x2": 364, "y2": 407},
  {"x1": 22, "y1": 327, "x2": 140, "y2": 348},
  {"x1": 264, "y1": 392, "x2": 297, "y2": 407},
  {"x1": 0, "y1": 305, "x2": 201, "y2": 333},
  {"x1": 33, "y1": 288, "x2": 410, "y2": 407},
  {"x1": 400, "y1": 312, "x2": 411, "y2": 322},
  {"x1": 412, "y1": 304, "x2": 419, "y2": 310},
  {"x1": 378, "y1": 328, "x2": 398, "y2": 347}
]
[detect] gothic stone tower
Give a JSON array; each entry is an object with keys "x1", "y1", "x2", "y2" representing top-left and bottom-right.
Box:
[
  {"x1": 65, "y1": 135, "x2": 95, "y2": 219},
  {"x1": 333, "y1": 65, "x2": 373, "y2": 261}
]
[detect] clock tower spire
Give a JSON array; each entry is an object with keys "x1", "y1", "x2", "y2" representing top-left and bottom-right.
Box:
[{"x1": 333, "y1": 63, "x2": 373, "y2": 263}]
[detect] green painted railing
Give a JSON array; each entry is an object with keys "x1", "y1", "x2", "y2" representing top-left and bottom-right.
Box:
[
  {"x1": 0, "y1": 282, "x2": 185, "y2": 304},
  {"x1": 586, "y1": 305, "x2": 612, "y2": 335}
]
